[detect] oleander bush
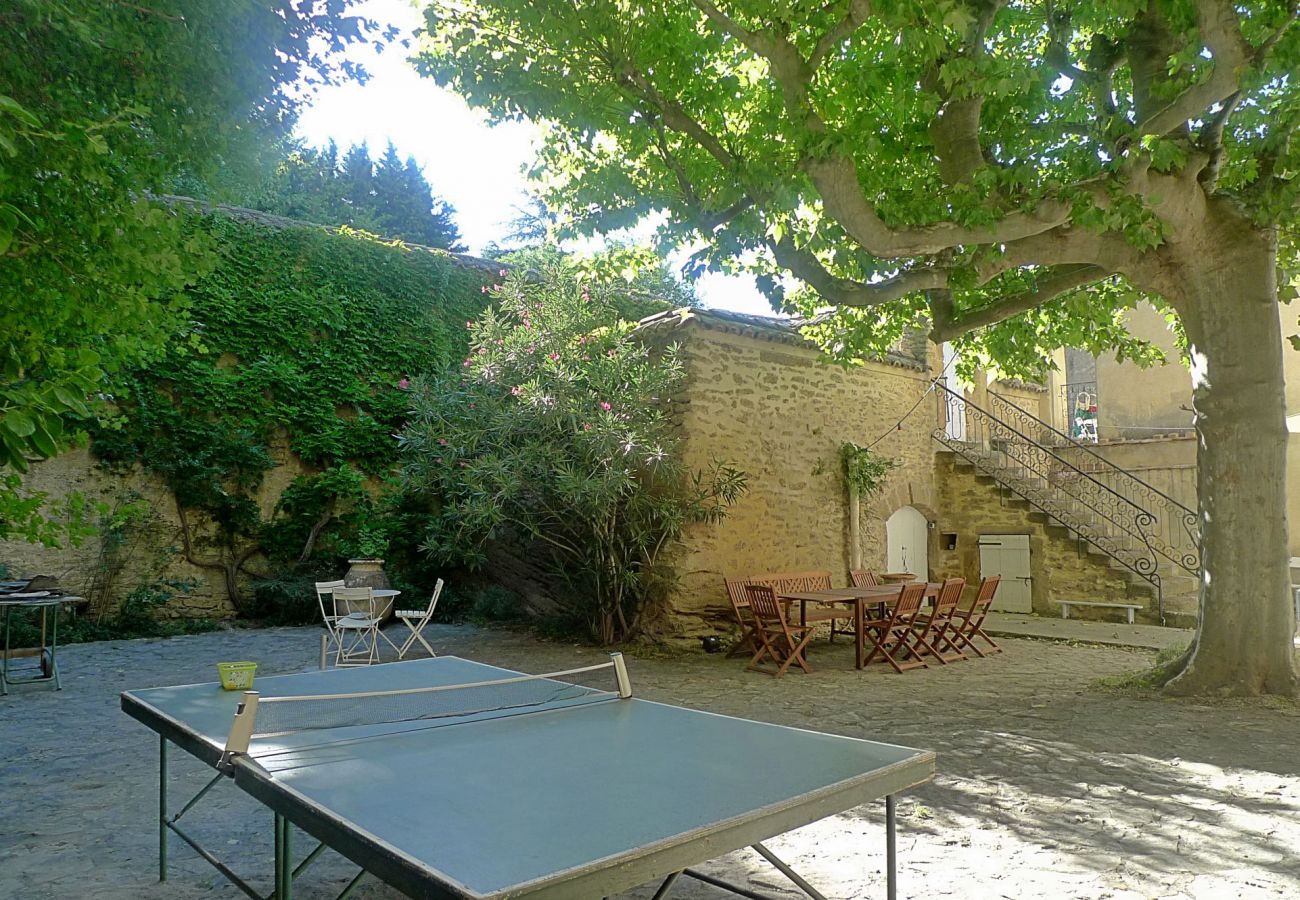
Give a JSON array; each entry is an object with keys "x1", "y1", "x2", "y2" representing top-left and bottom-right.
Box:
[{"x1": 400, "y1": 266, "x2": 745, "y2": 643}]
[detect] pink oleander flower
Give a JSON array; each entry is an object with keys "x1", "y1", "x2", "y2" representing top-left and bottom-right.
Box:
[
  {"x1": 499, "y1": 269, "x2": 507, "y2": 277},
  {"x1": 582, "y1": 423, "x2": 591, "y2": 431},
  {"x1": 398, "y1": 377, "x2": 410, "y2": 390},
  {"x1": 463, "y1": 358, "x2": 472, "y2": 367},
  {"x1": 600, "y1": 402, "x2": 612, "y2": 411},
  {"x1": 548, "y1": 353, "x2": 560, "y2": 361},
  {"x1": 478, "y1": 347, "x2": 488, "y2": 354},
  {"x1": 511, "y1": 386, "x2": 522, "y2": 396}
]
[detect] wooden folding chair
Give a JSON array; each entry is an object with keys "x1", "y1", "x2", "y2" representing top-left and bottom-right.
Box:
[
  {"x1": 849, "y1": 569, "x2": 879, "y2": 587},
  {"x1": 744, "y1": 583, "x2": 817, "y2": 677},
  {"x1": 861, "y1": 582, "x2": 929, "y2": 673},
  {"x1": 760, "y1": 570, "x2": 853, "y2": 642},
  {"x1": 393, "y1": 578, "x2": 443, "y2": 659},
  {"x1": 950, "y1": 575, "x2": 1003, "y2": 657},
  {"x1": 912, "y1": 577, "x2": 967, "y2": 664},
  {"x1": 723, "y1": 576, "x2": 763, "y2": 658}
]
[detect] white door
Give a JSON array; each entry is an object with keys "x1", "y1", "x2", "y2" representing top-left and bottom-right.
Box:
[
  {"x1": 942, "y1": 343, "x2": 968, "y2": 442},
  {"x1": 886, "y1": 506, "x2": 929, "y2": 578},
  {"x1": 979, "y1": 534, "x2": 1032, "y2": 612}
]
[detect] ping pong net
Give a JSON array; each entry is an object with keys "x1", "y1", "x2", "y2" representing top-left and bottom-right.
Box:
[{"x1": 220, "y1": 653, "x2": 631, "y2": 768}]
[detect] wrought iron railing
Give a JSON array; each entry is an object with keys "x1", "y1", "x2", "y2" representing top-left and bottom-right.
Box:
[
  {"x1": 989, "y1": 391, "x2": 1200, "y2": 577},
  {"x1": 934, "y1": 382, "x2": 1173, "y2": 609}
]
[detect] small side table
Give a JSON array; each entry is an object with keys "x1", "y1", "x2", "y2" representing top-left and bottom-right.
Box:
[{"x1": 1, "y1": 594, "x2": 81, "y2": 695}]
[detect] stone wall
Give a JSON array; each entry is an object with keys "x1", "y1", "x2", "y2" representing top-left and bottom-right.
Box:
[
  {"x1": 659, "y1": 313, "x2": 941, "y2": 630},
  {"x1": 931, "y1": 453, "x2": 1153, "y2": 619},
  {"x1": 0, "y1": 442, "x2": 311, "y2": 619}
]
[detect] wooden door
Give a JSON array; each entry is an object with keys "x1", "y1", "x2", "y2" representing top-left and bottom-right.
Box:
[{"x1": 978, "y1": 534, "x2": 1032, "y2": 612}]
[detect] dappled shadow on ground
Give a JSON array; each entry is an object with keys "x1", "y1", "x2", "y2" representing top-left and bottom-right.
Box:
[{"x1": 2, "y1": 625, "x2": 1298, "y2": 899}]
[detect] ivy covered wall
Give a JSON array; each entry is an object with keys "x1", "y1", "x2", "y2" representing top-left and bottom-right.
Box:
[{"x1": 0, "y1": 211, "x2": 492, "y2": 619}]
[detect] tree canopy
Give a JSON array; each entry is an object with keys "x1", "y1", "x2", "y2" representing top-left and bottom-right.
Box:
[
  {"x1": 418, "y1": 0, "x2": 1300, "y2": 695},
  {"x1": 249, "y1": 140, "x2": 466, "y2": 250},
  {"x1": 0, "y1": 0, "x2": 384, "y2": 540}
]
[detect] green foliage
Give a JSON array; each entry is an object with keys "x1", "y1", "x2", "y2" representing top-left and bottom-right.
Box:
[
  {"x1": 1093, "y1": 642, "x2": 1191, "y2": 695},
  {"x1": 400, "y1": 266, "x2": 746, "y2": 643},
  {"x1": 434, "y1": 582, "x2": 527, "y2": 625},
  {"x1": 247, "y1": 140, "x2": 465, "y2": 250},
  {"x1": 248, "y1": 571, "x2": 331, "y2": 627},
  {"x1": 0, "y1": 0, "x2": 381, "y2": 535},
  {"x1": 841, "y1": 443, "x2": 898, "y2": 500},
  {"x1": 416, "y1": 2, "x2": 1300, "y2": 377},
  {"x1": 90, "y1": 214, "x2": 490, "y2": 611},
  {"x1": 1, "y1": 579, "x2": 218, "y2": 648}
]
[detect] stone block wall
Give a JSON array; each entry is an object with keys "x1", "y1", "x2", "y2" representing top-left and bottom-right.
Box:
[
  {"x1": 0, "y1": 443, "x2": 310, "y2": 619},
  {"x1": 931, "y1": 453, "x2": 1152, "y2": 619},
  {"x1": 663, "y1": 316, "x2": 941, "y2": 631}
]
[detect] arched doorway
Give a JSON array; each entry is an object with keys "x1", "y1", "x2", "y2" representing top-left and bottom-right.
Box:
[{"x1": 886, "y1": 506, "x2": 929, "y2": 578}]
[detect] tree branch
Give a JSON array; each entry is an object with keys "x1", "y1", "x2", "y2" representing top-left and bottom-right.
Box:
[
  {"x1": 929, "y1": 264, "x2": 1108, "y2": 341},
  {"x1": 809, "y1": 0, "x2": 873, "y2": 69},
  {"x1": 804, "y1": 155, "x2": 1072, "y2": 257},
  {"x1": 768, "y1": 235, "x2": 950, "y2": 307},
  {"x1": 649, "y1": 118, "x2": 755, "y2": 231},
  {"x1": 1132, "y1": 0, "x2": 1251, "y2": 139}
]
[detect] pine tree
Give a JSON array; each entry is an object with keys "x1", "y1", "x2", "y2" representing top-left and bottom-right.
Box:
[{"x1": 250, "y1": 140, "x2": 463, "y2": 250}]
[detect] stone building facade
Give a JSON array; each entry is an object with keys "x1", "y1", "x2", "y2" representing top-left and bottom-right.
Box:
[
  {"x1": 3, "y1": 305, "x2": 1163, "y2": 631},
  {"x1": 638, "y1": 309, "x2": 942, "y2": 630},
  {"x1": 639, "y1": 309, "x2": 1152, "y2": 631}
]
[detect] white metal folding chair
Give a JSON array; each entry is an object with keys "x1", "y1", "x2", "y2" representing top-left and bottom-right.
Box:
[
  {"x1": 330, "y1": 586, "x2": 381, "y2": 667},
  {"x1": 393, "y1": 579, "x2": 443, "y2": 660},
  {"x1": 315, "y1": 579, "x2": 347, "y2": 661}
]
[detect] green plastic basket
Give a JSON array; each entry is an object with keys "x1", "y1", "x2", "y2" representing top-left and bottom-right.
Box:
[{"x1": 217, "y1": 661, "x2": 258, "y2": 691}]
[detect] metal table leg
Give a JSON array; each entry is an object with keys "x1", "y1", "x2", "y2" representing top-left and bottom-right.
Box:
[
  {"x1": 886, "y1": 795, "x2": 897, "y2": 900},
  {"x1": 1, "y1": 605, "x2": 10, "y2": 695},
  {"x1": 159, "y1": 736, "x2": 168, "y2": 882}
]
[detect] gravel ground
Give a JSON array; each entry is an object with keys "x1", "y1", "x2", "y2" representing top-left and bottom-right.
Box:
[{"x1": 1, "y1": 623, "x2": 1298, "y2": 900}]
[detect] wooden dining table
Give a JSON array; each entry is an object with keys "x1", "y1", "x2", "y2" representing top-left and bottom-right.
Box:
[{"x1": 777, "y1": 582, "x2": 943, "y2": 670}]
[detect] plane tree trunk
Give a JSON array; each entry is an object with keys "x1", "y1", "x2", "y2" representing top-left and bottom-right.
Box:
[{"x1": 1159, "y1": 209, "x2": 1299, "y2": 696}]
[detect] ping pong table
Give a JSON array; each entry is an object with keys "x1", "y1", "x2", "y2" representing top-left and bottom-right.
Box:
[{"x1": 121, "y1": 654, "x2": 934, "y2": 900}]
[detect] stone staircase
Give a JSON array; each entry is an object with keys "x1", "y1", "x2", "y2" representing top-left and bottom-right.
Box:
[{"x1": 934, "y1": 384, "x2": 1201, "y2": 625}]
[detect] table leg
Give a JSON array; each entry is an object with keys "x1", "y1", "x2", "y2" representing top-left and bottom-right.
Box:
[
  {"x1": 159, "y1": 736, "x2": 168, "y2": 882},
  {"x1": 48, "y1": 603, "x2": 60, "y2": 689},
  {"x1": 274, "y1": 813, "x2": 284, "y2": 899},
  {"x1": 1, "y1": 606, "x2": 10, "y2": 696},
  {"x1": 855, "y1": 600, "x2": 864, "y2": 670},
  {"x1": 886, "y1": 794, "x2": 897, "y2": 900},
  {"x1": 283, "y1": 815, "x2": 293, "y2": 900}
]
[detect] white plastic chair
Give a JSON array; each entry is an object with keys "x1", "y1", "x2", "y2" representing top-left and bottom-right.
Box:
[
  {"x1": 330, "y1": 586, "x2": 381, "y2": 667},
  {"x1": 393, "y1": 579, "x2": 443, "y2": 660}
]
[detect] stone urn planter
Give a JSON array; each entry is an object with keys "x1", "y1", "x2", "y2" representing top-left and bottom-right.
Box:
[{"x1": 343, "y1": 558, "x2": 394, "y2": 620}]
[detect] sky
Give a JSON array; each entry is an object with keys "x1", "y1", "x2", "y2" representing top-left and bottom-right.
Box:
[{"x1": 295, "y1": 0, "x2": 772, "y2": 315}]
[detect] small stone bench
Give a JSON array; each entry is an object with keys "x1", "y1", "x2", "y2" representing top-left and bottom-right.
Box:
[{"x1": 1058, "y1": 600, "x2": 1142, "y2": 624}]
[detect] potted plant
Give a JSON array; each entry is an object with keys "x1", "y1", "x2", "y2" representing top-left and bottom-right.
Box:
[{"x1": 343, "y1": 526, "x2": 393, "y2": 619}]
